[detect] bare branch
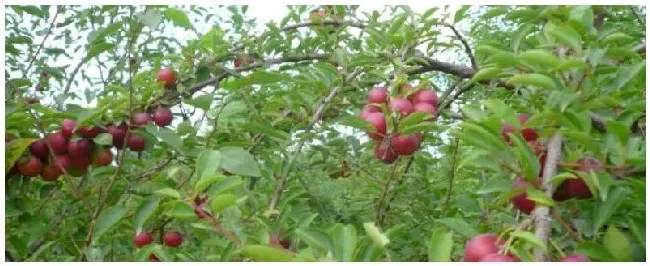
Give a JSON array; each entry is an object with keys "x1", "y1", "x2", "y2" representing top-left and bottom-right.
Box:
[
  {"x1": 22, "y1": 8, "x2": 60, "y2": 79},
  {"x1": 441, "y1": 23, "x2": 478, "y2": 71}
]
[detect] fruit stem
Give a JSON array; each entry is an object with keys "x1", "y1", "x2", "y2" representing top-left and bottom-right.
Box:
[{"x1": 549, "y1": 238, "x2": 566, "y2": 258}]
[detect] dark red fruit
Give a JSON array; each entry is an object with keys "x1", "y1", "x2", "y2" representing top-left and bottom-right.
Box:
[
  {"x1": 375, "y1": 141, "x2": 398, "y2": 164},
  {"x1": 501, "y1": 114, "x2": 537, "y2": 143},
  {"x1": 127, "y1": 134, "x2": 145, "y2": 152},
  {"x1": 18, "y1": 155, "x2": 44, "y2": 178},
  {"x1": 389, "y1": 98, "x2": 414, "y2": 117},
  {"x1": 80, "y1": 126, "x2": 103, "y2": 138},
  {"x1": 92, "y1": 148, "x2": 113, "y2": 167},
  {"x1": 413, "y1": 103, "x2": 437, "y2": 120},
  {"x1": 390, "y1": 134, "x2": 420, "y2": 156},
  {"x1": 61, "y1": 119, "x2": 77, "y2": 139},
  {"x1": 479, "y1": 254, "x2": 520, "y2": 262},
  {"x1": 269, "y1": 233, "x2": 291, "y2": 249},
  {"x1": 156, "y1": 68, "x2": 176, "y2": 89},
  {"x1": 367, "y1": 87, "x2": 388, "y2": 104},
  {"x1": 559, "y1": 253, "x2": 589, "y2": 262},
  {"x1": 47, "y1": 132, "x2": 68, "y2": 154},
  {"x1": 41, "y1": 163, "x2": 62, "y2": 181},
  {"x1": 510, "y1": 179, "x2": 536, "y2": 215},
  {"x1": 410, "y1": 89, "x2": 438, "y2": 107},
  {"x1": 553, "y1": 182, "x2": 572, "y2": 202},
  {"x1": 69, "y1": 156, "x2": 91, "y2": 176},
  {"x1": 364, "y1": 112, "x2": 386, "y2": 140},
  {"x1": 134, "y1": 232, "x2": 153, "y2": 248},
  {"x1": 29, "y1": 139, "x2": 50, "y2": 161},
  {"x1": 152, "y1": 107, "x2": 173, "y2": 127},
  {"x1": 131, "y1": 112, "x2": 151, "y2": 127},
  {"x1": 463, "y1": 233, "x2": 505, "y2": 262},
  {"x1": 68, "y1": 139, "x2": 93, "y2": 158},
  {"x1": 52, "y1": 154, "x2": 72, "y2": 172},
  {"x1": 564, "y1": 178, "x2": 592, "y2": 199},
  {"x1": 163, "y1": 231, "x2": 183, "y2": 247},
  {"x1": 106, "y1": 124, "x2": 126, "y2": 149},
  {"x1": 359, "y1": 105, "x2": 381, "y2": 121}
]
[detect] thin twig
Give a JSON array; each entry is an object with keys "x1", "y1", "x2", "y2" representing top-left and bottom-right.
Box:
[
  {"x1": 441, "y1": 139, "x2": 460, "y2": 216},
  {"x1": 281, "y1": 20, "x2": 366, "y2": 31},
  {"x1": 441, "y1": 23, "x2": 477, "y2": 71},
  {"x1": 22, "y1": 7, "x2": 60, "y2": 79},
  {"x1": 552, "y1": 210, "x2": 582, "y2": 242},
  {"x1": 374, "y1": 159, "x2": 402, "y2": 226}
]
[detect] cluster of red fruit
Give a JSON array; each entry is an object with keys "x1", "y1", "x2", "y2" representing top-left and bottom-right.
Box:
[
  {"x1": 463, "y1": 233, "x2": 589, "y2": 262},
  {"x1": 359, "y1": 84, "x2": 438, "y2": 163},
  {"x1": 502, "y1": 115, "x2": 599, "y2": 215},
  {"x1": 134, "y1": 231, "x2": 183, "y2": 261}
]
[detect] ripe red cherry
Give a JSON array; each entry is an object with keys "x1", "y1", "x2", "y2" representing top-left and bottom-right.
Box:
[
  {"x1": 156, "y1": 68, "x2": 176, "y2": 89},
  {"x1": 413, "y1": 103, "x2": 437, "y2": 120},
  {"x1": 18, "y1": 155, "x2": 44, "y2": 178},
  {"x1": 127, "y1": 134, "x2": 146, "y2": 152},
  {"x1": 134, "y1": 232, "x2": 153, "y2": 248},
  {"x1": 364, "y1": 112, "x2": 386, "y2": 140},
  {"x1": 410, "y1": 89, "x2": 438, "y2": 107},
  {"x1": 553, "y1": 182, "x2": 572, "y2": 202},
  {"x1": 69, "y1": 156, "x2": 91, "y2": 176},
  {"x1": 52, "y1": 154, "x2": 72, "y2": 172},
  {"x1": 41, "y1": 163, "x2": 62, "y2": 181},
  {"x1": 367, "y1": 87, "x2": 388, "y2": 104},
  {"x1": 479, "y1": 253, "x2": 520, "y2": 262},
  {"x1": 61, "y1": 119, "x2": 77, "y2": 139},
  {"x1": 152, "y1": 107, "x2": 173, "y2": 127},
  {"x1": 559, "y1": 253, "x2": 590, "y2": 262},
  {"x1": 106, "y1": 124, "x2": 126, "y2": 149},
  {"x1": 375, "y1": 141, "x2": 398, "y2": 164},
  {"x1": 501, "y1": 114, "x2": 537, "y2": 143},
  {"x1": 510, "y1": 179, "x2": 536, "y2": 215},
  {"x1": 48, "y1": 132, "x2": 69, "y2": 154},
  {"x1": 564, "y1": 178, "x2": 592, "y2": 199},
  {"x1": 68, "y1": 139, "x2": 93, "y2": 158},
  {"x1": 359, "y1": 105, "x2": 381, "y2": 121},
  {"x1": 79, "y1": 126, "x2": 103, "y2": 138},
  {"x1": 29, "y1": 139, "x2": 50, "y2": 161},
  {"x1": 389, "y1": 98, "x2": 414, "y2": 117},
  {"x1": 163, "y1": 231, "x2": 183, "y2": 247},
  {"x1": 390, "y1": 134, "x2": 420, "y2": 156},
  {"x1": 131, "y1": 112, "x2": 151, "y2": 127},
  {"x1": 92, "y1": 148, "x2": 113, "y2": 167},
  {"x1": 463, "y1": 233, "x2": 505, "y2": 262},
  {"x1": 269, "y1": 233, "x2": 291, "y2": 249}
]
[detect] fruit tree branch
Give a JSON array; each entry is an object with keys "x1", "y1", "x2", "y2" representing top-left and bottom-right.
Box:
[
  {"x1": 532, "y1": 133, "x2": 562, "y2": 261},
  {"x1": 22, "y1": 7, "x2": 60, "y2": 79},
  {"x1": 441, "y1": 23, "x2": 477, "y2": 71}
]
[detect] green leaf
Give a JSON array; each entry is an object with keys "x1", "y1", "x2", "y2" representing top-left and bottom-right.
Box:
[
  {"x1": 7, "y1": 78, "x2": 32, "y2": 89},
  {"x1": 75, "y1": 105, "x2": 110, "y2": 129},
  {"x1": 185, "y1": 93, "x2": 214, "y2": 111},
  {"x1": 241, "y1": 121, "x2": 290, "y2": 142},
  {"x1": 428, "y1": 227, "x2": 453, "y2": 262},
  {"x1": 195, "y1": 149, "x2": 221, "y2": 180},
  {"x1": 295, "y1": 228, "x2": 332, "y2": 253},
  {"x1": 605, "y1": 61, "x2": 645, "y2": 92},
  {"x1": 525, "y1": 188, "x2": 555, "y2": 207},
  {"x1": 211, "y1": 176, "x2": 244, "y2": 195},
  {"x1": 576, "y1": 242, "x2": 616, "y2": 262},
  {"x1": 194, "y1": 173, "x2": 225, "y2": 192},
  {"x1": 154, "y1": 188, "x2": 181, "y2": 199},
  {"x1": 454, "y1": 5, "x2": 470, "y2": 23},
  {"x1": 338, "y1": 115, "x2": 374, "y2": 132},
  {"x1": 210, "y1": 193, "x2": 237, "y2": 213},
  {"x1": 469, "y1": 67, "x2": 502, "y2": 83},
  {"x1": 592, "y1": 186, "x2": 630, "y2": 234},
  {"x1": 484, "y1": 99, "x2": 518, "y2": 127},
  {"x1": 511, "y1": 231, "x2": 546, "y2": 252},
  {"x1": 606, "y1": 120, "x2": 630, "y2": 145},
  {"x1": 21, "y1": 5, "x2": 44, "y2": 17},
  {"x1": 5, "y1": 138, "x2": 35, "y2": 173},
  {"x1": 436, "y1": 218, "x2": 476, "y2": 238},
  {"x1": 165, "y1": 200, "x2": 195, "y2": 220},
  {"x1": 87, "y1": 42, "x2": 116, "y2": 59},
  {"x1": 164, "y1": 8, "x2": 191, "y2": 29},
  {"x1": 240, "y1": 245, "x2": 295, "y2": 262},
  {"x1": 146, "y1": 126, "x2": 182, "y2": 152},
  {"x1": 461, "y1": 105, "x2": 486, "y2": 121},
  {"x1": 603, "y1": 226, "x2": 632, "y2": 261},
  {"x1": 138, "y1": 9, "x2": 163, "y2": 29},
  {"x1": 507, "y1": 74, "x2": 556, "y2": 89},
  {"x1": 509, "y1": 134, "x2": 540, "y2": 182},
  {"x1": 218, "y1": 147, "x2": 261, "y2": 177},
  {"x1": 133, "y1": 197, "x2": 160, "y2": 230},
  {"x1": 332, "y1": 224, "x2": 357, "y2": 262},
  {"x1": 516, "y1": 49, "x2": 561, "y2": 68},
  {"x1": 90, "y1": 22, "x2": 123, "y2": 43},
  {"x1": 398, "y1": 111, "x2": 431, "y2": 132},
  {"x1": 93, "y1": 133, "x2": 113, "y2": 146},
  {"x1": 92, "y1": 205, "x2": 127, "y2": 243},
  {"x1": 401, "y1": 121, "x2": 436, "y2": 135},
  {"x1": 627, "y1": 216, "x2": 645, "y2": 249},
  {"x1": 512, "y1": 24, "x2": 535, "y2": 53},
  {"x1": 548, "y1": 25, "x2": 583, "y2": 53},
  {"x1": 363, "y1": 223, "x2": 389, "y2": 248}
]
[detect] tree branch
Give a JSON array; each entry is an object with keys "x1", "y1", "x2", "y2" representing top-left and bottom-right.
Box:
[
  {"x1": 441, "y1": 23, "x2": 477, "y2": 71},
  {"x1": 532, "y1": 133, "x2": 562, "y2": 261},
  {"x1": 22, "y1": 7, "x2": 60, "y2": 79}
]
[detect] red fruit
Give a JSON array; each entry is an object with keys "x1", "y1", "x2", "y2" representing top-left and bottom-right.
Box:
[
  {"x1": 81, "y1": 126, "x2": 103, "y2": 138},
  {"x1": 553, "y1": 182, "x2": 572, "y2": 202},
  {"x1": 359, "y1": 105, "x2": 381, "y2": 121},
  {"x1": 233, "y1": 56, "x2": 255, "y2": 68},
  {"x1": 413, "y1": 103, "x2": 437, "y2": 120},
  {"x1": 148, "y1": 254, "x2": 160, "y2": 262},
  {"x1": 106, "y1": 124, "x2": 126, "y2": 149},
  {"x1": 68, "y1": 139, "x2": 93, "y2": 158},
  {"x1": 564, "y1": 178, "x2": 592, "y2": 199},
  {"x1": 52, "y1": 154, "x2": 72, "y2": 172},
  {"x1": 559, "y1": 253, "x2": 590, "y2": 262},
  {"x1": 390, "y1": 134, "x2": 420, "y2": 156},
  {"x1": 134, "y1": 232, "x2": 153, "y2": 248},
  {"x1": 364, "y1": 112, "x2": 387, "y2": 140},
  {"x1": 41, "y1": 163, "x2": 62, "y2": 181},
  {"x1": 510, "y1": 179, "x2": 536, "y2": 215},
  {"x1": 152, "y1": 107, "x2": 173, "y2": 127},
  {"x1": 127, "y1": 134, "x2": 145, "y2": 152},
  {"x1": 156, "y1": 68, "x2": 176, "y2": 89},
  {"x1": 479, "y1": 253, "x2": 520, "y2": 262},
  {"x1": 69, "y1": 156, "x2": 91, "y2": 176},
  {"x1": 375, "y1": 141, "x2": 398, "y2": 164},
  {"x1": 269, "y1": 233, "x2": 291, "y2": 249},
  {"x1": 18, "y1": 155, "x2": 44, "y2": 178},
  {"x1": 463, "y1": 233, "x2": 504, "y2": 262},
  {"x1": 47, "y1": 132, "x2": 68, "y2": 154},
  {"x1": 501, "y1": 114, "x2": 537, "y2": 143},
  {"x1": 61, "y1": 119, "x2": 77, "y2": 139},
  {"x1": 29, "y1": 139, "x2": 50, "y2": 161},
  {"x1": 163, "y1": 231, "x2": 183, "y2": 247},
  {"x1": 131, "y1": 112, "x2": 151, "y2": 127},
  {"x1": 318, "y1": 9, "x2": 326, "y2": 17},
  {"x1": 575, "y1": 157, "x2": 604, "y2": 172},
  {"x1": 389, "y1": 98, "x2": 414, "y2": 117},
  {"x1": 410, "y1": 89, "x2": 438, "y2": 107},
  {"x1": 367, "y1": 87, "x2": 388, "y2": 104},
  {"x1": 92, "y1": 148, "x2": 113, "y2": 167}
]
